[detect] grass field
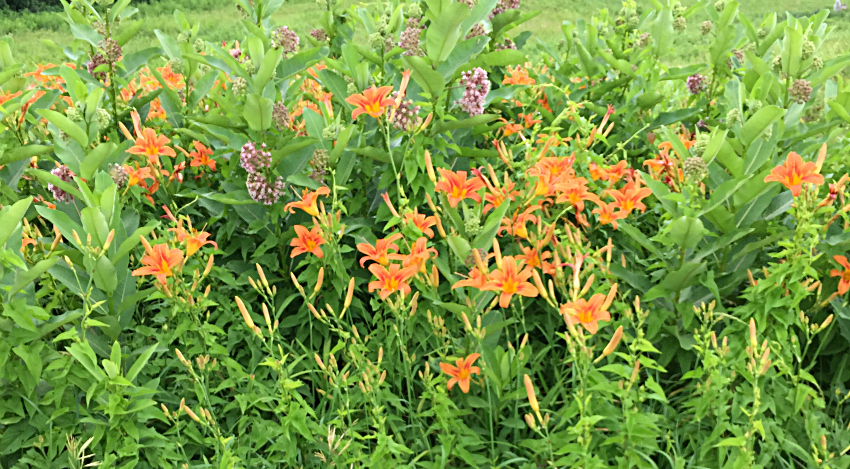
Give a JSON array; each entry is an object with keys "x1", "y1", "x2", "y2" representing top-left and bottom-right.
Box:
[{"x1": 0, "y1": 0, "x2": 848, "y2": 65}]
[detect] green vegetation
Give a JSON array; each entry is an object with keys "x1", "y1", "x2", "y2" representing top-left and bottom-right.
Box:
[{"x1": 4, "y1": 0, "x2": 850, "y2": 64}]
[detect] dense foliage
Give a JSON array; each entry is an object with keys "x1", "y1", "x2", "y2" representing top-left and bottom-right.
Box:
[{"x1": 2, "y1": 0, "x2": 850, "y2": 467}]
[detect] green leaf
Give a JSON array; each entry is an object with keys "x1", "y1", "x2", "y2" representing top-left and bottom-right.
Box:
[
  {"x1": 666, "y1": 216, "x2": 706, "y2": 249},
  {"x1": 80, "y1": 143, "x2": 115, "y2": 181},
  {"x1": 329, "y1": 125, "x2": 356, "y2": 162},
  {"x1": 425, "y1": 1, "x2": 472, "y2": 63},
  {"x1": 243, "y1": 94, "x2": 274, "y2": 131},
  {"x1": 37, "y1": 109, "x2": 88, "y2": 148},
  {"x1": 403, "y1": 56, "x2": 445, "y2": 98},
  {"x1": 472, "y1": 201, "x2": 510, "y2": 250},
  {"x1": 253, "y1": 48, "x2": 282, "y2": 93},
  {"x1": 125, "y1": 343, "x2": 158, "y2": 383},
  {"x1": 446, "y1": 235, "x2": 472, "y2": 263},
  {"x1": 70, "y1": 23, "x2": 103, "y2": 47},
  {"x1": 430, "y1": 114, "x2": 498, "y2": 136},
  {"x1": 0, "y1": 197, "x2": 32, "y2": 248},
  {"x1": 9, "y1": 258, "x2": 59, "y2": 298},
  {"x1": 92, "y1": 256, "x2": 117, "y2": 293},
  {"x1": 81, "y1": 207, "x2": 110, "y2": 247},
  {"x1": 0, "y1": 144, "x2": 53, "y2": 166},
  {"x1": 154, "y1": 30, "x2": 182, "y2": 60},
  {"x1": 740, "y1": 105, "x2": 784, "y2": 147}
]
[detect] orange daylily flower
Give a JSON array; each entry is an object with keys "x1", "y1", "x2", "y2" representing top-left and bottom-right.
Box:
[
  {"x1": 357, "y1": 233, "x2": 404, "y2": 267},
  {"x1": 606, "y1": 180, "x2": 653, "y2": 213},
  {"x1": 764, "y1": 151, "x2": 825, "y2": 197},
  {"x1": 499, "y1": 118, "x2": 525, "y2": 137},
  {"x1": 189, "y1": 141, "x2": 216, "y2": 171},
  {"x1": 482, "y1": 256, "x2": 539, "y2": 308},
  {"x1": 519, "y1": 112, "x2": 541, "y2": 128},
  {"x1": 483, "y1": 180, "x2": 520, "y2": 213},
  {"x1": 21, "y1": 236, "x2": 36, "y2": 253},
  {"x1": 516, "y1": 245, "x2": 554, "y2": 275},
  {"x1": 600, "y1": 160, "x2": 628, "y2": 184},
  {"x1": 529, "y1": 155, "x2": 575, "y2": 195},
  {"x1": 290, "y1": 225, "x2": 326, "y2": 258},
  {"x1": 403, "y1": 208, "x2": 437, "y2": 238},
  {"x1": 554, "y1": 177, "x2": 602, "y2": 212},
  {"x1": 0, "y1": 90, "x2": 22, "y2": 105},
  {"x1": 561, "y1": 293, "x2": 611, "y2": 334},
  {"x1": 169, "y1": 219, "x2": 217, "y2": 256},
  {"x1": 503, "y1": 66, "x2": 535, "y2": 86},
  {"x1": 123, "y1": 163, "x2": 154, "y2": 188},
  {"x1": 452, "y1": 266, "x2": 489, "y2": 290},
  {"x1": 439, "y1": 353, "x2": 481, "y2": 393},
  {"x1": 830, "y1": 255, "x2": 850, "y2": 295},
  {"x1": 284, "y1": 186, "x2": 331, "y2": 217},
  {"x1": 435, "y1": 168, "x2": 485, "y2": 207},
  {"x1": 157, "y1": 65, "x2": 185, "y2": 90},
  {"x1": 345, "y1": 86, "x2": 395, "y2": 119},
  {"x1": 592, "y1": 201, "x2": 628, "y2": 229},
  {"x1": 124, "y1": 110, "x2": 177, "y2": 165},
  {"x1": 499, "y1": 207, "x2": 539, "y2": 239},
  {"x1": 403, "y1": 237, "x2": 438, "y2": 273},
  {"x1": 132, "y1": 237, "x2": 184, "y2": 285},
  {"x1": 367, "y1": 263, "x2": 418, "y2": 299}
]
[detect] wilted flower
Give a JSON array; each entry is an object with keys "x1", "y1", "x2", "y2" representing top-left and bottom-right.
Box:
[
  {"x1": 246, "y1": 173, "x2": 285, "y2": 205},
  {"x1": 390, "y1": 92, "x2": 421, "y2": 130},
  {"x1": 683, "y1": 156, "x2": 708, "y2": 182},
  {"x1": 271, "y1": 26, "x2": 299, "y2": 56},
  {"x1": 673, "y1": 16, "x2": 686, "y2": 33},
  {"x1": 240, "y1": 142, "x2": 272, "y2": 174},
  {"x1": 49, "y1": 165, "x2": 75, "y2": 203},
  {"x1": 789, "y1": 79, "x2": 812, "y2": 104},
  {"x1": 466, "y1": 23, "x2": 487, "y2": 39},
  {"x1": 273, "y1": 101, "x2": 290, "y2": 131},
  {"x1": 686, "y1": 73, "x2": 706, "y2": 95},
  {"x1": 400, "y1": 18, "x2": 424, "y2": 56},
  {"x1": 109, "y1": 163, "x2": 129, "y2": 189},
  {"x1": 456, "y1": 68, "x2": 490, "y2": 117},
  {"x1": 310, "y1": 28, "x2": 329, "y2": 42}
]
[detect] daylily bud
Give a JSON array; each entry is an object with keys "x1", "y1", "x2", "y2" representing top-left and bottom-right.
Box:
[
  {"x1": 524, "y1": 413, "x2": 537, "y2": 430},
  {"x1": 256, "y1": 264, "x2": 269, "y2": 288},
  {"x1": 315, "y1": 354, "x2": 326, "y2": 370},
  {"x1": 493, "y1": 238, "x2": 503, "y2": 269},
  {"x1": 72, "y1": 230, "x2": 83, "y2": 246},
  {"x1": 424, "y1": 150, "x2": 437, "y2": 184},
  {"x1": 820, "y1": 314, "x2": 834, "y2": 330},
  {"x1": 629, "y1": 360, "x2": 641, "y2": 387},
  {"x1": 601, "y1": 283, "x2": 618, "y2": 311},
  {"x1": 749, "y1": 318, "x2": 757, "y2": 349},
  {"x1": 595, "y1": 326, "x2": 623, "y2": 362},
  {"x1": 308, "y1": 303, "x2": 324, "y2": 321},
  {"x1": 235, "y1": 296, "x2": 256, "y2": 331},
  {"x1": 262, "y1": 303, "x2": 272, "y2": 329},
  {"x1": 103, "y1": 230, "x2": 115, "y2": 251},
  {"x1": 203, "y1": 254, "x2": 214, "y2": 277},
  {"x1": 291, "y1": 272, "x2": 305, "y2": 295},
  {"x1": 314, "y1": 267, "x2": 324, "y2": 294},
  {"x1": 175, "y1": 348, "x2": 189, "y2": 367},
  {"x1": 532, "y1": 270, "x2": 548, "y2": 299},
  {"x1": 524, "y1": 374, "x2": 541, "y2": 417},
  {"x1": 182, "y1": 404, "x2": 201, "y2": 423},
  {"x1": 342, "y1": 278, "x2": 355, "y2": 318}
]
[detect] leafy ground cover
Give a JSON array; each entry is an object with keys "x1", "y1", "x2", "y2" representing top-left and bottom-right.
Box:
[
  {"x1": 2, "y1": 0, "x2": 850, "y2": 468},
  {"x1": 5, "y1": 0, "x2": 850, "y2": 63}
]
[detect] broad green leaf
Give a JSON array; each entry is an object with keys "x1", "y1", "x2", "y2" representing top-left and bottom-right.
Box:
[
  {"x1": 125, "y1": 343, "x2": 158, "y2": 383},
  {"x1": 425, "y1": 1, "x2": 472, "y2": 63},
  {"x1": 403, "y1": 56, "x2": 445, "y2": 98},
  {"x1": 740, "y1": 105, "x2": 784, "y2": 147},
  {"x1": 80, "y1": 143, "x2": 115, "y2": 181},
  {"x1": 243, "y1": 94, "x2": 274, "y2": 131},
  {"x1": 253, "y1": 47, "x2": 282, "y2": 93},
  {"x1": 472, "y1": 200, "x2": 510, "y2": 250},
  {"x1": 0, "y1": 145, "x2": 53, "y2": 166},
  {"x1": 0, "y1": 197, "x2": 32, "y2": 248},
  {"x1": 37, "y1": 109, "x2": 88, "y2": 148},
  {"x1": 154, "y1": 30, "x2": 182, "y2": 60},
  {"x1": 431, "y1": 114, "x2": 498, "y2": 135}
]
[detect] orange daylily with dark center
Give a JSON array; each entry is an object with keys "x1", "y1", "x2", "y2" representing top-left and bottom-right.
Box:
[
  {"x1": 503, "y1": 66, "x2": 535, "y2": 85},
  {"x1": 345, "y1": 86, "x2": 395, "y2": 119},
  {"x1": 284, "y1": 187, "x2": 331, "y2": 217},
  {"x1": 124, "y1": 110, "x2": 177, "y2": 165},
  {"x1": 560, "y1": 293, "x2": 611, "y2": 334},
  {"x1": 367, "y1": 263, "x2": 418, "y2": 299},
  {"x1": 189, "y1": 141, "x2": 216, "y2": 171},
  {"x1": 169, "y1": 219, "x2": 217, "y2": 256},
  {"x1": 435, "y1": 168, "x2": 485, "y2": 207},
  {"x1": 132, "y1": 237, "x2": 184, "y2": 285},
  {"x1": 830, "y1": 255, "x2": 850, "y2": 295},
  {"x1": 403, "y1": 209, "x2": 437, "y2": 238},
  {"x1": 554, "y1": 177, "x2": 602, "y2": 212},
  {"x1": 290, "y1": 225, "x2": 326, "y2": 258},
  {"x1": 453, "y1": 266, "x2": 489, "y2": 290},
  {"x1": 439, "y1": 353, "x2": 481, "y2": 393},
  {"x1": 516, "y1": 246, "x2": 554, "y2": 275},
  {"x1": 357, "y1": 233, "x2": 404, "y2": 267},
  {"x1": 403, "y1": 237, "x2": 438, "y2": 273},
  {"x1": 606, "y1": 181, "x2": 653, "y2": 213},
  {"x1": 592, "y1": 201, "x2": 628, "y2": 229},
  {"x1": 482, "y1": 256, "x2": 539, "y2": 308},
  {"x1": 764, "y1": 151, "x2": 825, "y2": 197}
]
